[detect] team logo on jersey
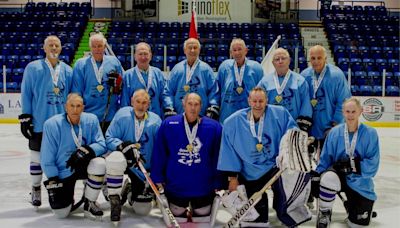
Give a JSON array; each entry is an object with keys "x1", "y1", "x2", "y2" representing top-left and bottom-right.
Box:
[
  {"x1": 362, "y1": 98, "x2": 384, "y2": 121},
  {"x1": 178, "y1": 137, "x2": 202, "y2": 166}
]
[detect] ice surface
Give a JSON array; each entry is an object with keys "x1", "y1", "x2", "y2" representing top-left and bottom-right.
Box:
[{"x1": 0, "y1": 124, "x2": 399, "y2": 227}]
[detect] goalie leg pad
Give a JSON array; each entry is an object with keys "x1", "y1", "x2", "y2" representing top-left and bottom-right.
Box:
[
  {"x1": 105, "y1": 152, "x2": 127, "y2": 196},
  {"x1": 85, "y1": 158, "x2": 106, "y2": 201},
  {"x1": 319, "y1": 171, "x2": 341, "y2": 210},
  {"x1": 210, "y1": 195, "x2": 221, "y2": 227}
]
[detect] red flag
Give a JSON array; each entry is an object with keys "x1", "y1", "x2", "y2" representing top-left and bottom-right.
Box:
[{"x1": 189, "y1": 5, "x2": 198, "y2": 39}]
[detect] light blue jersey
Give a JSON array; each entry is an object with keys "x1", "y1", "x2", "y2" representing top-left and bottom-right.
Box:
[
  {"x1": 21, "y1": 59, "x2": 73, "y2": 132},
  {"x1": 258, "y1": 71, "x2": 312, "y2": 120},
  {"x1": 105, "y1": 107, "x2": 161, "y2": 173},
  {"x1": 162, "y1": 59, "x2": 219, "y2": 115},
  {"x1": 316, "y1": 123, "x2": 380, "y2": 200},
  {"x1": 217, "y1": 59, "x2": 264, "y2": 123},
  {"x1": 218, "y1": 106, "x2": 297, "y2": 180},
  {"x1": 120, "y1": 66, "x2": 165, "y2": 118},
  {"x1": 301, "y1": 64, "x2": 351, "y2": 139},
  {"x1": 72, "y1": 55, "x2": 123, "y2": 122},
  {"x1": 41, "y1": 112, "x2": 106, "y2": 179}
]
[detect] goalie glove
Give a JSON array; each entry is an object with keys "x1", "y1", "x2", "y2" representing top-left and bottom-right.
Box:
[
  {"x1": 107, "y1": 70, "x2": 123, "y2": 94},
  {"x1": 117, "y1": 141, "x2": 145, "y2": 167},
  {"x1": 333, "y1": 157, "x2": 361, "y2": 175},
  {"x1": 66, "y1": 145, "x2": 96, "y2": 173},
  {"x1": 18, "y1": 114, "x2": 34, "y2": 140},
  {"x1": 296, "y1": 116, "x2": 312, "y2": 132},
  {"x1": 163, "y1": 107, "x2": 177, "y2": 119},
  {"x1": 206, "y1": 105, "x2": 220, "y2": 121}
]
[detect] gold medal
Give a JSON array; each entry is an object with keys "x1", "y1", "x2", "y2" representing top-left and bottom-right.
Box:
[
  {"x1": 275, "y1": 95, "x2": 282, "y2": 103},
  {"x1": 236, "y1": 86, "x2": 243, "y2": 94},
  {"x1": 311, "y1": 99, "x2": 318, "y2": 107},
  {"x1": 256, "y1": 143, "x2": 263, "y2": 152},
  {"x1": 135, "y1": 143, "x2": 141, "y2": 149},
  {"x1": 186, "y1": 144, "x2": 193, "y2": 152},
  {"x1": 97, "y1": 84, "x2": 104, "y2": 93},
  {"x1": 183, "y1": 85, "x2": 190, "y2": 92},
  {"x1": 53, "y1": 87, "x2": 60, "y2": 95}
]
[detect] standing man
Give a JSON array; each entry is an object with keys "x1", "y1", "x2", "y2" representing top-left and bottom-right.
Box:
[
  {"x1": 312, "y1": 97, "x2": 379, "y2": 227},
  {"x1": 41, "y1": 93, "x2": 107, "y2": 219},
  {"x1": 72, "y1": 33, "x2": 124, "y2": 133},
  {"x1": 258, "y1": 48, "x2": 313, "y2": 132},
  {"x1": 19, "y1": 35, "x2": 73, "y2": 209},
  {"x1": 105, "y1": 89, "x2": 162, "y2": 223},
  {"x1": 152, "y1": 93, "x2": 222, "y2": 223},
  {"x1": 120, "y1": 42, "x2": 166, "y2": 118},
  {"x1": 217, "y1": 87, "x2": 311, "y2": 227},
  {"x1": 162, "y1": 38, "x2": 220, "y2": 120},
  {"x1": 300, "y1": 45, "x2": 351, "y2": 152},
  {"x1": 217, "y1": 38, "x2": 264, "y2": 124}
]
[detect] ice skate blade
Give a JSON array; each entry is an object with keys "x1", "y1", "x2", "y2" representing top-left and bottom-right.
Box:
[
  {"x1": 84, "y1": 211, "x2": 103, "y2": 221},
  {"x1": 112, "y1": 221, "x2": 119, "y2": 227}
]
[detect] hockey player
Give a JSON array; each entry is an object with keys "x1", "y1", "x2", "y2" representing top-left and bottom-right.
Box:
[
  {"x1": 40, "y1": 93, "x2": 107, "y2": 219},
  {"x1": 152, "y1": 92, "x2": 223, "y2": 223},
  {"x1": 120, "y1": 42, "x2": 166, "y2": 118},
  {"x1": 300, "y1": 45, "x2": 351, "y2": 151},
  {"x1": 217, "y1": 38, "x2": 264, "y2": 124},
  {"x1": 217, "y1": 87, "x2": 311, "y2": 227},
  {"x1": 312, "y1": 97, "x2": 380, "y2": 227},
  {"x1": 72, "y1": 33, "x2": 124, "y2": 133},
  {"x1": 104, "y1": 89, "x2": 161, "y2": 223},
  {"x1": 162, "y1": 38, "x2": 220, "y2": 120},
  {"x1": 257, "y1": 47, "x2": 312, "y2": 132},
  {"x1": 19, "y1": 35, "x2": 73, "y2": 209}
]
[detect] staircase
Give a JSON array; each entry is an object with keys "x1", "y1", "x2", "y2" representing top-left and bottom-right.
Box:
[
  {"x1": 300, "y1": 21, "x2": 335, "y2": 65},
  {"x1": 71, "y1": 20, "x2": 110, "y2": 67}
]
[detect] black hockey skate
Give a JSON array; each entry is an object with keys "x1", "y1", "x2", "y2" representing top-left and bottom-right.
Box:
[
  {"x1": 317, "y1": 209, "x2": 331, "y2": 228},
  {"x1": 30, "y1": 186, "x2": 41, "y2": 210},
  {"x1": 109, "y1": 195, "x2": 122, "y2": 224},
  {"x1": 83, "y1": 198, "x2": 103, "y2": 220}
]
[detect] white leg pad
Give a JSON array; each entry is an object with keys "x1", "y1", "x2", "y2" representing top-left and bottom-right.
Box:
[
  {"x1": 105, "y1": 151, "x2": 127, "y2": 175},
  {"x1": 319, "y1": 171, "x2": 341, "y2": 210},
  {"x1": 85, "y1": 158, "x2": 106, "y2": 201}
]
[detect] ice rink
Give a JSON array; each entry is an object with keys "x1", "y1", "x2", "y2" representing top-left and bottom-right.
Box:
[{"x1": 0, "y1": 124, "x2": 399, "y2": 227}]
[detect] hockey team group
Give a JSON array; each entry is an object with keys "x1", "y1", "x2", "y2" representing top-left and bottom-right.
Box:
[{"x1": 17, "y1": 33, "x2": 380, "y2": 227}]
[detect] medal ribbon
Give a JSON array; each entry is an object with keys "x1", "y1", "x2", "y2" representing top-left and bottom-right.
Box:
[
  {"x1": 234, "y1": 58, "x2": 246, "y2": 87},
  {"x1": 45, "y1": 58, "x2": 60, "y2": 87},
  {"x1": 273, "y1": 70, "x2": 291, "y2": 95},
  {"x1": 249, "y1": 110, "x2": 264, "y2": 144},
  {"x1": 344, "y1": 123, "x2": 359, "y2": 172},
  {"x1": 134, "y1": 113, "x2": 145, "y2": 143},
  {"x1": 312, "y1": 65, "x2": 327, "y2": 99},
  {"x1": 183, "y1": 113, "x2": 199, "y2": 148},
  {"x1": 134, "y1": 66, "x2": 153, "y2": 92},
  {"x1": 67, "y1": 115, "x2": 82, "y2": 148},
  {"x1": 185, "y1": 59, "x2": 200, "y2": 84},
  {"x1": 91, "y1": 56, "x2": 104, "y2": 85}
]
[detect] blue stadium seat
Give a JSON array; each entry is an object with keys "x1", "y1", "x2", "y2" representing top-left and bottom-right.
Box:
[
  {"x1": 386, "y1": 85, "x2": 400, "y2": 96},
  {"x1": 359, "y1": 85, "x2": 373, "y2": 96}
]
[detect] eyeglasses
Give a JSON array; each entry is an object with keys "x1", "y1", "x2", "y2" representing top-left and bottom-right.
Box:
[{"x1": 273, "y1": 56, "x2": 289, "y2": 62}]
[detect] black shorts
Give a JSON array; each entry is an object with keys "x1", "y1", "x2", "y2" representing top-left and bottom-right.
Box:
[
  {"x1": 29, "y1": 132, "x2": 43, "y2": 151},
  {"x1": 343, "y1": 184, "x2": 374, "y2": 225},
  {"x1": 165, "y1": 192, "x2": 214, "y2": 210}
]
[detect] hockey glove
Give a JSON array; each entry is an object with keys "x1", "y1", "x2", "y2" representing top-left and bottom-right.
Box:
[
  {"x1": 296, "y1": 116, "x2": 312, "y2": 133},
  {"x1": 107, "y1": 70, "x2": 123, "y2": 94},
  {"x1": 163, "y1": 107, "x2": 177, "y2": 119},
  {"x1": 309, "y1": 170, "x2": 320, "y2": 198},
  {"x1": 333, "y1": 157, "x2": 361, "y2": 175},
  {"x1": 66, "y1": 145, "x2": 96, "y2": 173},
  {"x1": 44, "y1": 176, "x2": 69, "y2": 209},
  {"x1": 18, "y1": 114, "x2": 34, "y2": 140},
  {"x1": 117, "y1": 141, "x2": 145, "y2": 167},
  {"x1": 206, "y1": 105, "x2": 220, "y2": 121}
]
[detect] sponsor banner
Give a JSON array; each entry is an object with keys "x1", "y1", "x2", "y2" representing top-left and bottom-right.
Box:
[
  {"x1": 159, "y1": 0, "x2": 251, "y2": 23},
  {"x1": 356, "y1": 96, "x2": 400, "y2": 126},
  {"x1": 0, "y1": 94, "x2": 21, "y2": 121}
]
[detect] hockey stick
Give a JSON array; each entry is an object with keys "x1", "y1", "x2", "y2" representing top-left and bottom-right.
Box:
[
  {"x1": 135, "y1": 153, "x2": 180, "y2": 228},
  {"x1": 224, "y1": 168, "x2": 286, "y2": 228}
]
